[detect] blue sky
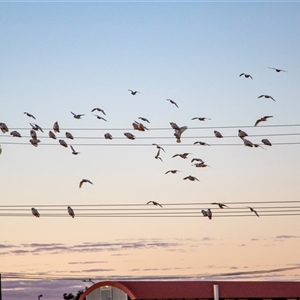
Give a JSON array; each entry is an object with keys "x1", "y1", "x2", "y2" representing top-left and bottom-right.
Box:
[{"x1": 1, "y1": 1, "x2": 300, "y2": 299}]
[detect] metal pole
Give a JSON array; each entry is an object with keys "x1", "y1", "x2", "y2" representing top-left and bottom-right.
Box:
[{"x1": 213, "y1": 284, "x2": 219, "y2": 300}]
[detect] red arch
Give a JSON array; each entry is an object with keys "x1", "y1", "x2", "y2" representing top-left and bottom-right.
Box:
[{"x1": 79, "y1": 281, "x2": 137, "y2": 300}]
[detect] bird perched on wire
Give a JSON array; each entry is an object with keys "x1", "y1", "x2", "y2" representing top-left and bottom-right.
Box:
[
  {"x1": 31, "y1": 207, "x2": 40, "y2": 217},
  {"x1": 248, "y1": 206, "x2": 259, "y2": 217},
  {"x1": 147, "y1": 201, "x2": 163, "y2": 208},
  {"x1": 24, "y1": 112, "x2": 36, "y2": 119},
  {"x1": 91, "y1": 108, "x2": 106, "y2": 115},
  {"x1": 214, "y1": 130, "x2": 223, "y2": 138},
  {"x1": 71, "y1": 112, "x2": 84, "y2": 119},
  {"x1": 261, "y1": 138, "x2": 272, "y2": 146},
  {"x1": 183, "y1": 175, "x2": 200, "y2": 182},
  {"x1": 49, "y1": 131, "x2": 56, "y2": 139},
  {"x1": 104, "y1": 133, "x2": 113, "y2": 140},
  {"x1": 166, "y1": 99, "x2": 179, "y2": 108},
  {"x1": 124, "y1": 132, "x2": 135, "y2": 140},
  {"x1": 201, "y1": 209, "x2": 212, "y2": 219},
  {"x1": 67, "y1": 206, "x2": 75, "y2": 218},
  {"x1": 172, "y1": 152, "x2": 191, "y2": 159},
  {"x1": 211, "y1": 202, "x2": 228, "y2": 209},
  {"x1": 194, "y1": 141, "x2": 210, "y2": 146},
  {"x1": 53, "y1": 121, "x2": 60, "y2": 133},
  {"x1": 238, "y1": 129, "x2": 248, "y2": 139},
  {"x1": 138, "y1": 117, "x2": 150, "y2": 123},
  {"x1": 239, "y1": 73, "x2": 253, "y2": 79},
  {"x1": 30, "y1": 129, "x2": 37, "y2": 140},
  {"x1": 268, "y1": 67, "x2": 287, "y2": 72},
  {"x1": 254, "y1": 116, "x2": 273, "y2": 127},
  {"x1": 191, "y1": 117, "x2": 211, "y2": 121},
  {"x1": 165, "y1": 170, "x2": 180, "y2": 174},
  {"x1": 0, "y1": 122, "x2": 9, "y2": 133},
  {"x1": 10, "y1": 131, "x2": 21, "y2": 137},
  {"x1": 243, "y1": 138, "x2": 254, "y2": 148},
  {"x1": 65, "y1": 132, "x2": 74, "y2": 139},
  {"x1": 128, "y1": 89, "x2": 140, "y2": 95},
  {"x1": 59, "y1": 139, "x2": 68, "y2": 148},
  {"x1": 79, "y1": 179, "x2": 93, "y2": 188},
  {"x1": 258, "y1": 95, "x2": 276, "y2": 102},
  {"x1": 30, "y1": 139, "x2": 41, "y2": 147}
]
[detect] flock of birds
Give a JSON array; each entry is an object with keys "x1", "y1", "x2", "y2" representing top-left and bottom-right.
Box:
[{"x1": 0, "y1": 67, "x2": 287, "y2": 220}]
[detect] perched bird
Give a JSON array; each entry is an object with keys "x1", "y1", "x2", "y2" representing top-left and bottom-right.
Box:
[
  {"x1": 172, "y1": 152, "x2": 190, "y2": 159},
  {"x1": 49, "y1": 131, "x2": 57, "y2": 139},
  {"x1": 30, "y1": 123, "x2": 43, "y2": 132},
  {"x1": 31, "y1": 207, "x2": 40, "y2": 217},
  {"x1": 262, "y1": 138, "x2": 272, "y2": 146},
  {"x1": 30, "y1": 139, "x2": 40, "y2": 147},
  {"x1": 248, "y1": 206, "x2": 259, "y2": 217},
  {"x1": 70, "y1": 145, "x2": 80, "y2": 155},
  {"x1": 91, "y1": 108, "x2": 106, "y2": 115},
  {"x1": 53, "y1": 121, "x2": 60, "y2": 133},
  {"x1": 207, "y1": 208, "x2": 212, "y2": 220},
  {"x1": 194, "y1": 141, "x2": 210, "y2": 146},
  {"x1": 165, "y1": 170, "x2": 180, "y2": 174},
  {"x1": 104, "y1": 133, "x2": 113, "y2": 140},
  {"x1": 147, "y1": 201, "x2": 163, "y2": 208},
  {"x1": 24, "y1": 112, "x2": 36, "y2": 119},
  {"x1": 128, "y1": 89, "x2": 140, "y2": 95},
  {"x1": 93, "y1": 115, "x2": 107, "y2": 121},
  {"x1": 71, "y1": 112, "x2": 84, "y2": 119},
  {"x1": 166, "y1": 99, "x2": 179, "y2": 108},
  {"x1": 124, "y1": 132, "x2": 135, "y2": 140},
  {"x1": 30, "y1": 129, "x2": 37, "y2": 140},
  {"x1": 201, "y1": 209, "x2": 208, "y2": 217},
  {"x1": 191, "y1": 117, "x2": 211, "y2": 121},
  {"x1": 65, "y1": 132, "x2": 74, "y2": 139},
  {"x1": 79, "y1": 179, "x2": 93, "y2": 188},
  {"x1": 239, "y1": 73, "x2": 253, "y2": 79},
  {"x1": 183, "y1": 175, "x2": 200, "y2": 181},
  {"x1": 258, "y1": 95, "x2": 276, "y2": 102},
  {"x1": 10, "y1": 131, "x2": 21, "y2": 137},
  {"x1": 268, "y1": 67, "x2": 287, "y2": 72},
  {"x1": 214, "y1": 130, "x2": 223, "y2": 138},
  {"x1": 67, "y1": 206, "x2": 75, "y2": 218},
  {"x1": 254, "y1": 116, "x2": 273, "y2": 127},
  {"x1": 59, "y1": 139, "x2": 68, "y2": 148},
  {"x1": 138, "y1": 117, "x2": 150, "y2": 123},
  {"x1": 0, "y1": 122, "x2": 9, "y2": 133},
  {"x1": 152, "y1": 143, "x2": 165, "y2": 153},
  {"x1": 238, "y1": 129, "x2": 248, "y2": 139},
  {"x1": 243, "y1": 138, "x2": 254, "y2": 148},
  {"x1": 211, "y1": 202, "x2": 228, "y2": 209}
]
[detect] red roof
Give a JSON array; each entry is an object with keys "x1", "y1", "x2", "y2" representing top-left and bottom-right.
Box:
[{"x1": 79, "y1": 280, "x2": 300, "y2": 300}]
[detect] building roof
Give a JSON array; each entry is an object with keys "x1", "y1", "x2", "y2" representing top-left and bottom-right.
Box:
[{"x1": 79, "y1": 280, "x2": 300, "y2": 300}]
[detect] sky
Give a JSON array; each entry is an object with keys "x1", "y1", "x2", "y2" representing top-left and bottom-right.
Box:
[{"x1": 0, "y1": 1, "x2": 300, "y2": 299}]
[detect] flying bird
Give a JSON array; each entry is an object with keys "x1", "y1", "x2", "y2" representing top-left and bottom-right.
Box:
[
  {"x1": 261, "y1": 138, "x2": 272, "y2": 146},
  {"x1": 138, "y1": 117, "x2": 150, "y2": 123},
  {"x1": 238, "y1": 129, "x2": 248, "y2": 139},
  {"x1": 124, "y1": 132, "x2": 135, "y2": 140},
  {"x1": 193, "y1": 162, "x2": 210, "y2": 168},
  {"x1": 53, "y1": 122, "x2": 60, "y2": 133},
  {"x1": 67, "y1": 206, "x2": 75, "y2": 218},
  {"x1": 24, "y1": 112, "x2": 36, "y2": 119},
  {"x1": 93, "y1": 115, "x2": 107, "y2": 121},
  {"x1": 0, "y1": 123, "x2": 9, "y2": 133},
  {"x1": 155, "y1": 148, "x2": 163, "y2": 162},
  {"x1": 104, "y1": 133, "x2": 113, "y2": 140},
  {"x1": 49, "y1": 131, "x2": 57, "y2": 139},
  {"x1": 214, "y1": 130, "x2": 223, "y2": 138},
  {"x1": 258, "y1": 95, "x2": 276, "y2": 102},
  {"x1": 174, "y1": 125, "x2": 187, "y2": 143},
  {"x1": 172, "y1": 152, "x2": 190, "y2": 159},
  {"x1": 268, "y1": 67, "x2": 287, "y2": 72},
  {"x1": 79, "y1": 179, "x2": 93, "y2": 188},
  {"x1": 147, "y1": 201, "x2": 163, "y2": 208},
  {"x1": 194, "y1": 141, "x2": 210, "y2": 146},
  {"x1": 191, "y1": 117, "x2": 211, "y2": 121},
  {"x1": 239, "y1": 73, "x2": 253, "y2": 79},
  {"x1": 248, "y1": 206, "x2": 259, "y2": 217},
  {"x1": 183, "y1": 175, "x2": 200, "y2": 182},
  {"x1": 165, "y1": 170, "x2": 180, "y2": 174},
  {"x1": 10, "y1": 131, "x2": 21, "y2": 137},
  {"x1": 31, "y1": 207, "x2": 40, "y2": 217},
  {"x1": 254, "y1": 116, "x2": 273, "y2": 127},
  {"x1": 211, "y1": 202, "x2": 228, "y2": 209},
  {"x1": 191, "y1": 158, "x2": 204, "y2": 163},
  {"x1": 65, "y1": 132, "x2": 74, "y2": 139},
  {"x1": 30, "y1": 123, "x2": 43, "y2": 132},
  {"x1": 91, "y1": 108, "x2": 106, "y2": 115},
  {"x1": 152, "y1": 143, "x2": 165, "y2": 153},
  {"x1": 70, "y1": 145, "x2": 80, "y2": 155},
  {"x1": 128, "y1": 89, "x2": 140, "y2": 95},
  {"x1": 71, "y1": 112, "x2": 84, "y2": 119},
  {"x1": 166, "y1": 99, "x2": 179, "y2": 108},
  {"x1": 59, "y1": 139, "x2": 68, "y2": 148}
]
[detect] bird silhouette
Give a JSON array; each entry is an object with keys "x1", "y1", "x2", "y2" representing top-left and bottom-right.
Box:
[
  {"x1": 65, "y1": 132, "x2": 74, "y2": 139},
  {"x1": 211, "y1": 202, "x2": 228, "y2": 209},
  {"x1": 261, "y1": 138, "x2": 272, "y2": 146},
  {"x1": 10, "y1": 131, "x2": 21, "y2": 137},
  {"x1": 155, "y1": 148, "x2": 163, "y2": 162},
  {"x1": 79, "y1": 179, "x2": 93, "y2": 188},
  {"x1": 254, "y1": 116, "x2": 273, "y2": 126},
  {"x1": 0, "y1": 123, "x2": 9, "y2": 133},
  {"x1": 31, "y1": 207, "x2": 40, "y2": 217},
  {"x1": 138, "y1": 117, "x2": 150, "y2": 123},
  {"x1": 238, "y1": 129, "x2": 248, "y2": 139},
  {"x1": 194, "y1": 141, "x2": 210, "y2": 146},
  {"x1": 183, "y1": 175, "x2": 200, "y2": 181},
  {"x1": 147, "y1": 201, "x2": 163, "y2": 208},
  {"x1": 30, "y1": 129, "x2": 37, "y2": 140},
  {"x1": 174, "y1": 126, "x2": 187, "y2": 143},
  {"x1": 70, "y1": 145, "x2": 80, "y2": 155},
  {"x1": 268, "y1": 67, "x2": 287, "y2": 72},
  {"x1": 30, "y1": 139, "x2": 41, "y2": 147},
  {"x1": 30, "y1": 123, "x2": 43, "y2": 132},
  {"x1": 24, "y1": 112, "x2": 36, "y2": 119},
  {"x1": 71, "y1": 112, "x2": 84, "y2": 119},
  {"x1": 67, "y1": 206, "x2": 75, "y2": 218},
  {"x1": 191, "y1": 117, "x2": 211, "y2": 121},
  {"x1": 104, "y1": 133, "x2": 113, "y2": 140},
  {"x1": 59, "y1": 139, "x2": 68, "y2": 148},
  {"x1": 165, "y1": 170, "x2": 180, "y2": 174},
  {"x1": 214, "y1": 130, "x2": 223, "y2": 138},
  {"x1": 93, "y1": 115, "x2": 107, "y2": 121},
  {"x1": 239, "y1": 73, "x2": 253, "y2": 79},
  {"x1": 49, "y1": 131, "x2": 57, "y2": 139},
  {"x1": 191, "y1": 158, "x2": 204, "y2": 163},
  {"x1": 248, "y1": 206, "x2": 259, "y2": 217},
  {"x1": 243, "y1": 138, "x2": 254, "y2": 148},
  {"x1": 124, "y1": 132, "x2": 135, "y2": 140},
  {"x1": 152, "y1": 143, "x2": 165, "y2": 152},
  {"x1": 91, "y1": 108, "x2": 106, "y2": 115},
  {"x1": 258, "y1": 95, "x2": 276, "y2": 102},
  {"x1": 193, "y1": 162, "x2": 209, "y2": 168},
  {"x1": 166, "y1": 99, "x2": 179, "y2": 108},
  {"x1": 172, "y1": 152, "x2": 190, "y2": 159},
  {"x1": 53, "y1": 122, "x2": 60, "y2": 133},
  {"x1": 128, "y1": 89, "x2": 140, "y2": 95}
]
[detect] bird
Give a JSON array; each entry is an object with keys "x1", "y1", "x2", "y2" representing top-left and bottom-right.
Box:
[
  {"x1": 155, "y1": 148, "x2": 163, "y2": 162},
  {"x1": 65, "y1": 132, "x2": 74, "y2": 139},
  {"x1": 147, "y1": 201, "x2": 163, "y2": 208},
  {"x1": 128, "y1": 89, "x2": 140, "y2": 95},
  {"x1": 152, "y1": 143, "x2": 165, "y2": 152},
  {"x1": 258, "y1": 95, "x2": 276, "y2": 102},
  {"x1": 59, "y1": 139, "x2": 68, "y2": 148},
  {"x1": 172, "y1": 152, "x2": 190, "y2": 159},
  {"x1": 132, "y1": 121, "x2": 148, "y2": 131},
  {"x1": 191, "y1": 158, "x2": 204, "y2": 163},
  {"x1": 0, "y1": 123, "x2": 9, "y2": 133},
  {"x1": 70, "y1": 145, "x2": 80, "y2": 155},
  {"x1": 71, "y1": 112, "x2": 84, "y2": 119},
  {"x1": 30, "y1": 123, "x2": 43, "y2": 132},
  {"x1": 268, "y1": 67, "x2": 287, "y2": 72},
  {"x1": 174, "y1": 126, "x2": 188, "y2": 143},
  {"x1": 138, "y1": 117, "x2": 150, "y2": 123},
  {"x1": 214, "y1": 130, "x2": 223, "y2": 138},
  {"x1": 0, "y1": 145, "x2": 2, "y2": 155},
  {"x1": 239, "y1": 73, "x2": 253, "y2": 79},
  {"x1": 93, "y1": 115, "x2": 107, "y2": 121},
  {"x1": 30, "y1": 129, "x2": 37, "y2": 140},
  {"x1": 201, "y1": 209, "x2": 208, "y2": 217},
  {"x1": 193, "y1": 162, "x2": 210, "y2": 168},
  {"x1": 207, "y1": 208, "x2": 212, "y2": 219},
  {"x1": 238, "y1": 129, "x2": 248, "y2": 139},
  {"x1": 262, "y1": 138, "x2": 272, "y2": 146},
  {"x1": 124, "y1": 132, "x2": 135, "y2": 140},
  {"x1": 194, "y1": 141, "x2": 210, "y2": 146},
  {"x1": 31, "y1": 207, "x2": 40, "y2": 217},
  {"x1": 53, "y1": 121, "x2": 60, "y2": 133},
  {"x1": 191, "y1": 117, "x2": 211, "y2": 121},
  {"x1": 10, "y1": 131, "x2": 21, "y2": 137},
  {"x1": 67, "y1": 206, "x2": 75, "y2": 218},
  {"x1": 104, "y1": 133, "x2": 113, "y2": 140},
  {"x1": 211, "y1": 202, "x2": 228, "y2": 209},
  {"x1": 170, "y1": 122, "x2": 180, "y2": 130},
  {"x1": 49, "y1": 131, "x2": 57, "y2": 139},
  {"x1": 165, "y1": 170, "x2": 180, "y2": 174},
  {"x1": 183, "y1": 175, "x2": 200, "y2": 181},
  {"x1": 248, "y1": 206, "x2": 259, "y2": 217},
  {"x1": 243, "y1": 138, "x2": 254, "y2": 148},
  {"x1": 254, "y1": 116, "x2": 273, "y2": 126},
  {"x1": 24, "y1": 112, "x2": 36, "y2": 119},
  {"x1": 91, "y1": 108, "x2": 106, "y2": 115},
  {"x1": 30, "y1": 139, "x2": 40, "y2": 147},
  {"x1": 166, "y1": 99, "x2": 179, "y2": 108},
  {"x1": 79, "y1": 179, "x2": 93, "y2": 188}
]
